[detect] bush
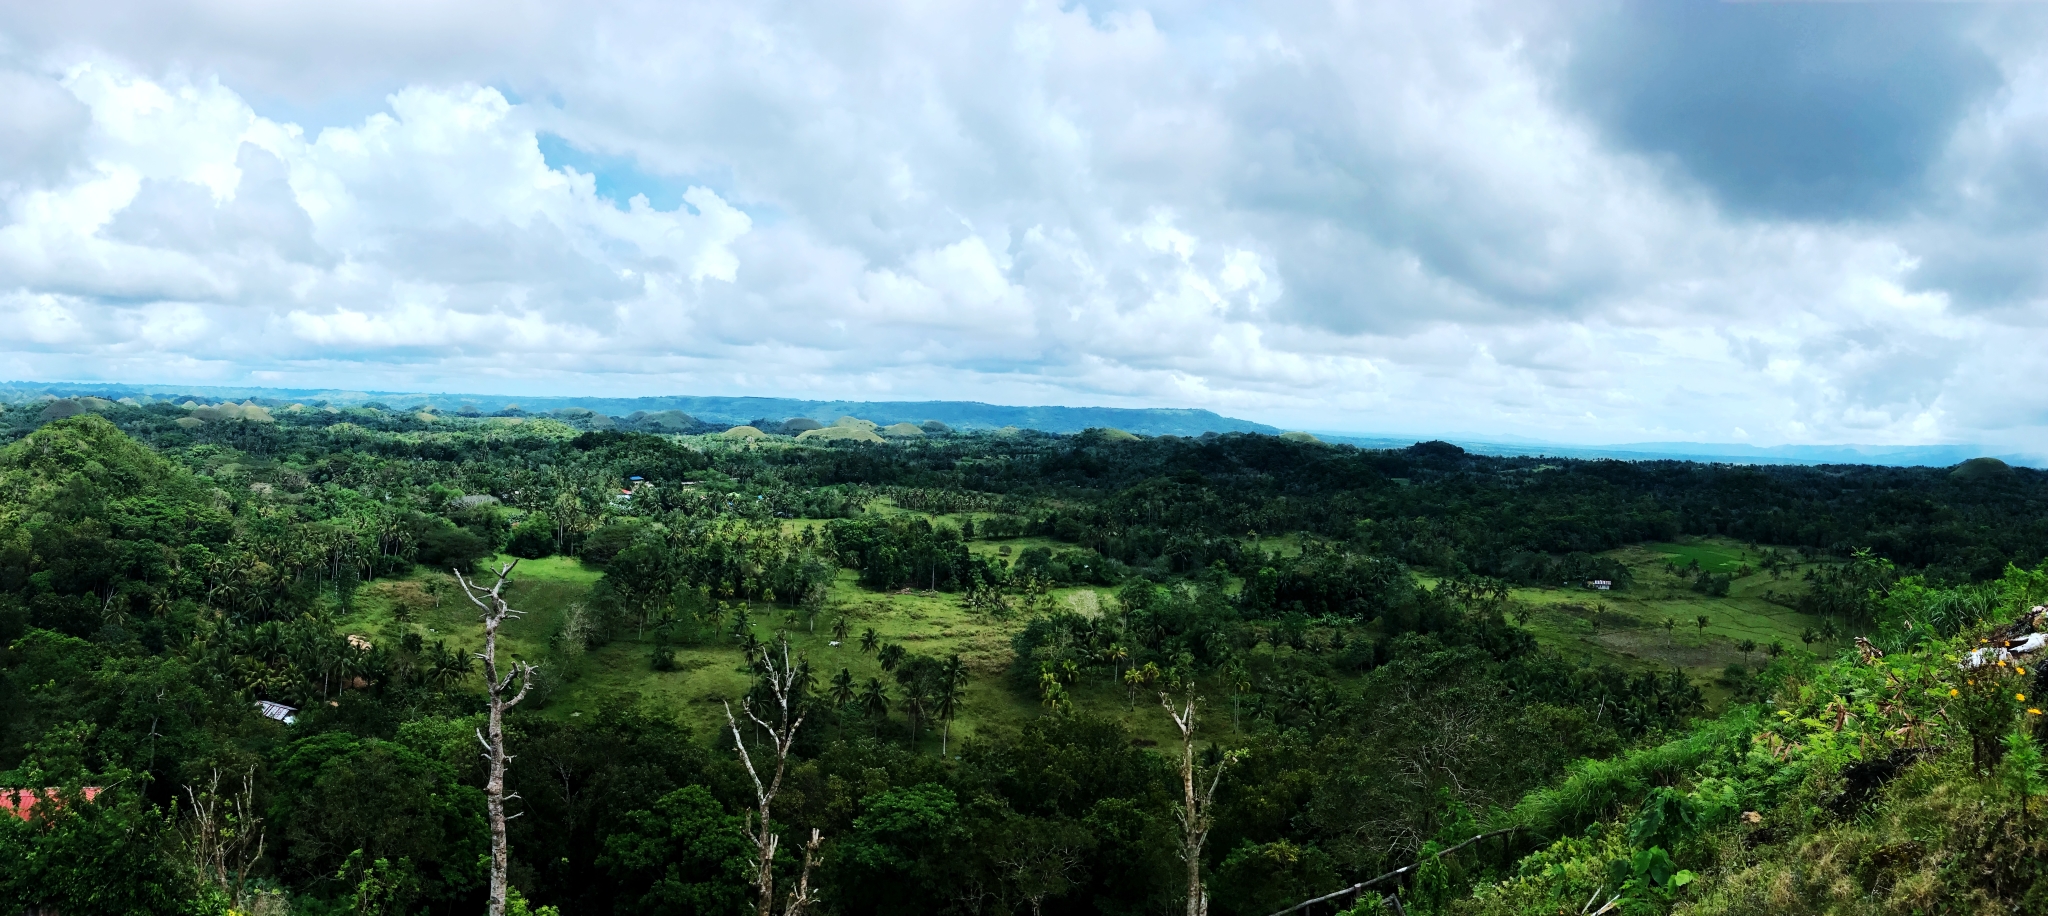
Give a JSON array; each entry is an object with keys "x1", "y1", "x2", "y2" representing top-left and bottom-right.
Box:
[
  {"x1": 580, "y1": 520, "x2": 647, "y2": 567},
  {"x1": 507, "y1": 513, "x2": 556, "y2": 558},
  {"x1": 417, "y1": 522, "x2": 491, "y2": 572}
]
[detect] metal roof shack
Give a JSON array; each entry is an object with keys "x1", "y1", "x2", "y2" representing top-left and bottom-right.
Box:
[
  {"x1": 1, "y1": 786, "x2": 102, "y2": 819},
  {"x1": 255, "y1": 700, "x2": 298, "y2": 724}
]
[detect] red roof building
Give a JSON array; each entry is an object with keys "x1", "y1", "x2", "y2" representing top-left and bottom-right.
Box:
[{"x1": 0, "y1": 786, "x2": 102, "y2": 819}]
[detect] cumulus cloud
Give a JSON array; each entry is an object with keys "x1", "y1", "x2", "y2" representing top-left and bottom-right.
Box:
[{"x1": 2, "y1": 0, "x2": 2048, "y2": 452}]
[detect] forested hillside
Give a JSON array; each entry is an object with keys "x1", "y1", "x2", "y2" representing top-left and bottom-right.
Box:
[{"x1": 2, "y1": 398, "x2": 2046, "y2": 915}]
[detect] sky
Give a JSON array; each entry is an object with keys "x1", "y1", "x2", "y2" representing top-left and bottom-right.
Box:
[{"x1": 3, "y1": 1, "x2": 2048, "y2": 451}]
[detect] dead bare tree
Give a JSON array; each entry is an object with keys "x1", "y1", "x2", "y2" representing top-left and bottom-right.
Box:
[
  {"x1": 724, "y1": 634, "x2": 825, "y2": 916},
  {"x1": 993, "y1": 817, "x2": 1090, "y2": 916},
  {"x1": 457, "y1": 560, "x2": 537, "y2": 916},
  {"x1": 1161, "y1": 688, "x2": 1239, "y2": 916},
  {"x1": 181, "y1": 767, "x2": 265, "y2": 910}
]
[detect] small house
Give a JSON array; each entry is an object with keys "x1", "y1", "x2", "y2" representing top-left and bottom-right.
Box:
[
  {"x1": 1586, "y1": 579, "x2": 1612, "y2": 591},
  {"x1": 2, "y1": 786, "x2": 102, "y2": 819},
  {"x1": 256, "y1": 700, "x2": 298, "y2": 724}
]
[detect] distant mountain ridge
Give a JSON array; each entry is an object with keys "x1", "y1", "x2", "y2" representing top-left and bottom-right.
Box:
[
  {"x1": 6, "y1": 381, "x2": 2024, "y2": 465},
  {"x1": 1316, "y1": 433, "x2": 2038, "y2": 469},
  {"x1": 0, "y1": 381, "x2": 1279, "y2": 437}
]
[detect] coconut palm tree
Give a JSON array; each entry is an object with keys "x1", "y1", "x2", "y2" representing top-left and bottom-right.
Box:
[
  {"x1": 830, "y1": 668, "x2": 857, "y2": 707},
  {"x1": 860, "y1": 627, "x2": 880, "y2": 654},
  {"x1": 792, "y1": 653, "x2": 817, "y2": 697},
  {"x1": 934, "y1": 676, "x2": 966, "y2": 756},
  {"x1": 903, "y1": 682, "x2": 931, "y2": 746},
  {"x1": 1103, "y1": 643, "x2": 1130, "y2": 684},
  {"x1": 878, "y1": 643, "x2": 907, "y2": 673},
  {"x1": 833, "y1": 617, "x2": 851, "y2": 642},
  {"x1": 859, "y1": 677, "x2": 890, "y2": 720}
]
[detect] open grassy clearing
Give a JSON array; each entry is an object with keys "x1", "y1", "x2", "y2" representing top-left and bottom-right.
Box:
[
  {"x1": 337, "y1": 528, "x2": 1843, "y2": 744},
  {"x1": 339, "y1": 546, "x2": 1200, "y2": 749},
  {"x1": 1509, "y1": 537, "x2": 1836, "y2": 698}
]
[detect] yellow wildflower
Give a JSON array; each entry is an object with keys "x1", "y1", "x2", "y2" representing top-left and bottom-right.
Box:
[
  {"x1": 2019, "y1": 693, "x2": 2028, "y2": 702},
  {"x1": 1950, "y1": 688, "x2": 1960, "y2": 697},
  {"x1": 2031, "y1": 709, "x2": 2044, "y2": 716}
]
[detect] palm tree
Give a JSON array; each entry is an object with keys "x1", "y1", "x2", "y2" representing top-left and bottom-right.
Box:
[
  {"x1": 1695, "y1": 615, "x2": 1710, "y2": 641},
  {"x1": 934, "y1": 676, "x2": 966, "y2": 756},
  {"x1": 833, "y1": 617, "x2": 851, "y2": 643},
  {"x1": 859, "y1": 677, "x2": 890, "y2": 720},
  {"x1": 860, "y1": 627, "x2": 880, "y2": 654},
  {"x1": 940, "y1": 654, "x2": 968, "y2": 693},
  {"x1": 830, "y1": 668, "x2": 857, "y2": 707},
  {"x1": 1737, "y1": 638, "x2": 1758, "y2": 666},
  {"x1": 423, "y1": 641, "x2": 471, "y2": 690},
  {"x1": 903, "y1": 682, "x2": 932, "y2": 746},
  {"x1": 793, "y1": 653, "x2": 817, "y2": 697},
  {"x1": 878, "y1": 643, "x2": 906, "y2": 673},
  {"x1": 1103, "y1": 643, "x2": 1129, "y2": 684}
]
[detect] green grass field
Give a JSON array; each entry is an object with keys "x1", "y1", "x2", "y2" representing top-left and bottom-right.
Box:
[
  {"x1": 1508, "y1": 538, "x2": 1835, "y2": 699},
  {"x1": 334, "y1": 530, "x2": 1841, "y2": 744},
  {"x1": 339, "y1": 545, "x2": 1196, "y2": 748}
]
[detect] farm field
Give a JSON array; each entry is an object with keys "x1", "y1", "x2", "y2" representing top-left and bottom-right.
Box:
[
  {"x1": 1510, "y1": 538, "x2": 1831, "y2": 690},
  {"x1": 342, "y1": 543, "x2": 1196, "y2": 749},
  {"x1": 340, "y1": 528, "x2": 1837, "y2": 748}
]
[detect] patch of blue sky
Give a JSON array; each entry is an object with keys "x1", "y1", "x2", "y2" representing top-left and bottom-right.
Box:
[{"x1": 536, "y1": 133, "x2": 783, "y2": 224}]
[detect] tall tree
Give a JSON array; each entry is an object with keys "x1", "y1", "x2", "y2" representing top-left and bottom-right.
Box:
[
  {"x1": 1161, "y1": 687, "x2": 1237, "y2": 916},
  {"x1": 829, "y1": 668, "x2": 857, "y2": 708},
  {"x1": 722, "y1": 635, "x2": 824, "y2": 916},
  {"x1": 456, "y1": 560, "x2": 539, "y2": 916},
  {"x1": 934, "y1": 656, "x2": 967, "y2": 756}
]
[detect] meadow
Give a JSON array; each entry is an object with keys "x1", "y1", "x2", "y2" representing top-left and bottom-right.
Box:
[{"x1": 341, "y1": 528, "x2": 1830, "y2": 749}]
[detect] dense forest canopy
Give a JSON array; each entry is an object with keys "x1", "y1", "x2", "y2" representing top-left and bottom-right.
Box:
[{"x1": 3, "y1": 397, "x2": 2047, "y2": 915}]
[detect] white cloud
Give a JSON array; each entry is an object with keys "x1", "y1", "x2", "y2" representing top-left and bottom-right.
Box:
[{"x1": 1, "y1": 1, "x2": 2046, "y2": 451}]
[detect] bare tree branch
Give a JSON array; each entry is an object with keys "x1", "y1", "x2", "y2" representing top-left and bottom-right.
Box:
[
  {"x1": 726, "y1": 634, "x2": 826, "y2": 916},
  {"x1": 457, "y1": 560, "x2": 537, "y2": 916}
]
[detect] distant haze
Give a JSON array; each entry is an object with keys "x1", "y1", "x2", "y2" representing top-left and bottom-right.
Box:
[{"x1": 7, "y1": 379, "x2": 2035, "y2": 467}]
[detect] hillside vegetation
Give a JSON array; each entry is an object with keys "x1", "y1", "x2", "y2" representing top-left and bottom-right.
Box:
[{"x1": 0, "y1": 397, "x2": 2045, "y2": 915}]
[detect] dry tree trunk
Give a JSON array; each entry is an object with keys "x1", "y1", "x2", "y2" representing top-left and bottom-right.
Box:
[
  {"x1": 1161, "y1": 689, "x2": 1237, "y2": 916},
  {"x1": 724, "y1": 634, "x2": 825, "y2": 916},
  {"x1": 457, "y1": 560, "x2": 537, "y2": 916},
  {"x1": 182, "y1": 766, "x2": 265, "y2": 908}
]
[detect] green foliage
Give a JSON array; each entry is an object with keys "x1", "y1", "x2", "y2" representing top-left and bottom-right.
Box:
[
  {"x1": 1212, "y1": 839, "x2": 1340, "y2": 916},
  {"x1": 268, "y1": 732, "x2": 487, "y2": 906},
  {"x1": 11, "y1": 399, "x2": 2048, "y2": 915},
  {"x1": 831, "y1": 784, "x2": 968, "y2": 914},
  {"x1": 599, "y1": 785, "x2": 752, "y2": 915},
  {"x1": 0, "y1": 784, "x2": 192, "y2": 916},
  {"x1": 505, "y1": 512, "x2": 557, "y2": 558}
]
